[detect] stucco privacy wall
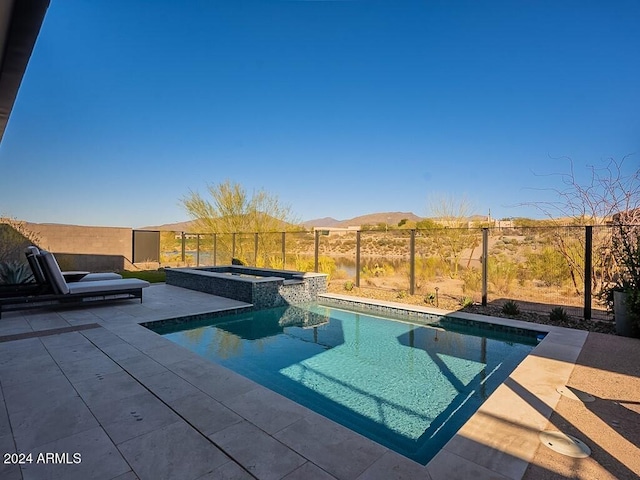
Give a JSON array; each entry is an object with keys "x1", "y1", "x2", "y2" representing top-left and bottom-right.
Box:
[{"x1": 26, "y1": 222, "x2": 132, "y2": 272}]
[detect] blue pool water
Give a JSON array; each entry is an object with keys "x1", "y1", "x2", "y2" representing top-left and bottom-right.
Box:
[{"x1": 153, "y1": 304, "x2": 537, "y2": 464}]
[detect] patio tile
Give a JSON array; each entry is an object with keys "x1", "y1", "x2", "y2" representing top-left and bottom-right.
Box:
[
  {"x1": 188, "y1": 364, "x2": 260, "y2": 403},
  {"x1": 442, "y1": 417, "x2": 536, "y2": 480},
  {"x1": 111, "y1": 471, "x2": 140, "y2": 480},
  {"x1": 81, "y1": 328, "x2": 127, "y2": 348},
  {"x1": 26, "y1": 315, "x2": 72, "y2": 331},
  {"x1": 0, "y1": 461, "x2": 21, "y2": 480},
  {"x1": 100, "y1": 342, "x2": 144, "y2": 361},
  {"x1": 166, "y1": 357, "x2": 217, "y2": 381},
  {"x1": 356, "y1": 451, "x2": 429, "y2": 480},
  {"x1": 273, "y1": 413, "x2": 387, "y2": 480},
  {"x1": 19, "y1": 426, "x2": 130, "y2": 480},
  {"x1": 58, "y1": 354, "x2": 124, "y2": 383},
  {"x1": 73, "y1": 370, "x2": 148, "y2": 407},
  {"x1": 118, "y1": 420, "x2": 230, "y2": 480},
  {"x1": 111, "y1": 470, "x2": 140, "y2": 480},
  {"x1": 89, "y1": 391, "x2": 180, "y2": 444},
  {"x1": 139, "y1": 370, "x2": 201, "y2": 403},
  {"x1": 40, "y1": 331, "x2": 94, "y2": 348},
  {"x1": 3, "y1": 374, "x2": 77, "y2": 416},
  {"x1": 0, "y1": 356, "x2": 65, "y2": 388},
  {"x1": 45, "y1": 341, "x2": 106, "y2": 367},
  {"x1": 118, "y1": 354, "x2": 168, "y2": 378},
  {"x1": 209, "y1": 421, "x2": 306, "y2": 480},
  {"x1": 195, "y1": 460, "x2": 254, "y2": 480},
  {"x1": 221, "y1": 386, "x2": 310, "y2": 434},
  {"x1": 10, "y1": 394, "x2": 99, "y2": 451},
  {"x1": 167, "y1": 390, "x2": 243, "y2": 436},
  {"x1": 283, "y1": 462, "x2": 338, "y2": 480},
  {"x1": 426, "y1": 449, "x2": 511, "y2": 480},
  {"x1": 142, "y1": 343, "x2": 198, "y2": 366}
]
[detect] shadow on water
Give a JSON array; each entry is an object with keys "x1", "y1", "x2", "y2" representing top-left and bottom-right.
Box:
[{"x1": 154, "y1": 304, "x2": 535, "y2": 464}]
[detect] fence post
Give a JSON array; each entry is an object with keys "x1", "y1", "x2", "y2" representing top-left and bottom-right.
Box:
[
  {"x1": 482, "y1": 228, "x2": 488, "y2": 306},
  {"x1": 254, "y1": 233, "x2": 259, "y2": 267},
  {"x1": 181, "y1": 232, "x2": 186, "y2": 263},
  {"x1": 356, "y1": 231, "x2": 361, "y2": 287},
  {"x1": 212, "y1": 234, "x2": 217, "y2": 266},
  {"x1": 281, "y1": 232, "x2": 286, "y2": 269},
  {"x1": 584, "y1": 226, "x2": 592, "y2": 320},
  {"x1": 314, "y1": 230, "x2": 320, "y2": 272},
  {"x1": 410, "y1": 229, "x2": 416, "y2": 295},
  {"x1": 196, "y1": 234, "x2": 200, "y2": 266}
]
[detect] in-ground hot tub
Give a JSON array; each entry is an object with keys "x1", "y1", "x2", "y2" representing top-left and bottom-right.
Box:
[{"x1": 165, "y1": 265, "x2": 328, "y2": 310}]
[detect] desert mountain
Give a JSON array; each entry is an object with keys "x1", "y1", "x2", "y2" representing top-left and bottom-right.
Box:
[
  {"x1": 333, "y1": 212, "x2": 424, "y2": 228},
  {"x1": 301, "y1": 217, "x2": 341, "y2": 228}
]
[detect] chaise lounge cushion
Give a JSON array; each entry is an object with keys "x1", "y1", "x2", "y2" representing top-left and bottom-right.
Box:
[
  {"x1": 39, "y1": 250, "x2": 150, "y2": 295},
  {"x1": 39, "y1": 250, "x2": 70, "y2": 294},
  {"x1": 67, "y1": 278, "x2": 150, "y2": 294},
  {"x1": 26, "y1": 246, "x2": 123, "y2": 283}
]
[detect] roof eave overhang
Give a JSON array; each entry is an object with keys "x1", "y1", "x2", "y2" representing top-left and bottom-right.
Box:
[{"x1": 0, "y1": 0, "x2": 50, "y2": 144}]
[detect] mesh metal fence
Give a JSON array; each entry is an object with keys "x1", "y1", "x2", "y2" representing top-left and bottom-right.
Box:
[{"x1": 153, "y1": 224, "x2": 637, "y2": 319}]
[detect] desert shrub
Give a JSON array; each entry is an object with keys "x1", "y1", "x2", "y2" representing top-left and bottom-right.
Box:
[
  {"x1": 344, "y1": 281, "x2": 354, "y2": 291},
  {"x1": 424, "y1": 292, "x2": 436, "y2": 306},
  {"x1": 396, "y1": 290, "x2": 407, "y2": 299},
  {"x1": 415, "y1": 256, "x2": 446, "y2": 281},
  {"x1": 488, "y1": 256, "x2": 518, "y2": 294},
  {"x1": 525, "y1": 247, "x2": 572, "y2": 287},
  {"x1": 501, "y1": 300, "x2": 520, "y2": 316},
  {"x1": 462, "y1": 267, "x2": 482, "y2": 293},
  {"x1": 549, "y1": 307, "x2": 569, "y2": 322},
  {"x1": 459, "y1": 296, "x2": 474, "y2": 307},
  {"x1": 0, "y1": 261, "x2": 34, "y2": 284}
]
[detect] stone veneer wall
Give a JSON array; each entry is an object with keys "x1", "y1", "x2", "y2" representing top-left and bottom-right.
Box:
[{"x1": 165, "y1": 266, "x2": 327, "y2": 310}]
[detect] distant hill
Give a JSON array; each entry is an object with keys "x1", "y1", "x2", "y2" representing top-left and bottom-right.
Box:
[
  {"x1": 335, "y1": 212, "x2": 424, "y2": 227},
  {"x1": 139, "y1": 220, "x2": 199, "y2": 232},
  {"x1": 301, "y1": 217, "x2": 341, "y2": 228}
]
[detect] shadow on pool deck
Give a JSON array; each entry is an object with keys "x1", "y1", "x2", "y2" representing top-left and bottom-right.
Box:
[{"x1": 0, "y1": 284, "x2": 637, "y2": 479}]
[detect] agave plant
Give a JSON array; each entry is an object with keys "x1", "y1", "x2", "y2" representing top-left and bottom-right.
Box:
[{"x1": 0, "y1": 261, "x2": 34, "y2": 284}]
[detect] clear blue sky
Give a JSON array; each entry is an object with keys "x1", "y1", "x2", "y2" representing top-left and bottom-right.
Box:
[{"x1": 1, "y1": 0, "x2": 638, "y2": 227}]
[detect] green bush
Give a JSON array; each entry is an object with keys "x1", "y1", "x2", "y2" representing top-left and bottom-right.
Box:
[
  {"x1": 459, "y1": 296, "x2": 474, "y2": 308},
  {"x1": 0, "y1": 261, "x2": 34, "y2": 284},
  {"x1": 525, "y1": 247, "x2": 572, "y2": 287},
  {"x1": 462, "y1": 267, "x2": 482, "y2": 293},
  {"x1": 424, "y1": 292, "x2": 436, "y2": 306},
  {"x1": 501, "y1": 300, "x2": 520, "y2": 316},
  {"x1": 488, "y1": 256, "x2": 518, "y2": 294},
  {"x1": 344, "y1": 281, "x2": 354, "y2": 292},
  {"x1": 549, "y1": 306, "x2": 569, "y2": 322}
]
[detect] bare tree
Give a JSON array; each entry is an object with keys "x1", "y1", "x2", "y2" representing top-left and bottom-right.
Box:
[
  {"x1": 426, "y1": 195, "x2": 477, "y2": 278},
  {"x1": 522, "y1": 155, "x2": 640, "y2": 295}
]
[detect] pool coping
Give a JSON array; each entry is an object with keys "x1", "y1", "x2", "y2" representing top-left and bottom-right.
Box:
[{"x1": 137, "y1": 291, "x2": 586, "y2": 479}]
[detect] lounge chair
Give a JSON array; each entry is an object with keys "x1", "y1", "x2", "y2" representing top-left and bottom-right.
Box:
[
  {"x1": 25, "y1": 246, "x2": 122, "y2": 284},
  {"x1": 0, "y1": 250, "x2": 149, "y2": 318}
]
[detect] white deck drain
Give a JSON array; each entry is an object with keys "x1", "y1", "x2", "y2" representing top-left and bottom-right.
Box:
[
  {"x1": 539, "y1": 431, "x2": 591, "y2": 458},
  {"x1": 556, "y1": 385, "x2": 596, "y2": 403}
]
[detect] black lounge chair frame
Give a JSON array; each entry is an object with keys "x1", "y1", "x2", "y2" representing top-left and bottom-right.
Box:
[{"x1": 0, "y1": 288, "x2": 144, "y2": 318}]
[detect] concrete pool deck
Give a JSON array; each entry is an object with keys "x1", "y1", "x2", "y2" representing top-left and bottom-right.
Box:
[{"x1": 0, "y1": 284, "x2": 637, "y2": 479}]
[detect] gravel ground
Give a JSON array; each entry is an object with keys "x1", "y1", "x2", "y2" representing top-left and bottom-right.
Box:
[{"x1": 328, "y1": 284, "x2": 617, "y2": 335}]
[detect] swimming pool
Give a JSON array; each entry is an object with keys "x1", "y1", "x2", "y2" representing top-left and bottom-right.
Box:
[{"x1": 152, "y1": 304, "x2": 537, "y2": 464}]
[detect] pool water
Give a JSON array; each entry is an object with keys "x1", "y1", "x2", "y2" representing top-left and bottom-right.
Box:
[{"x1": 153, "y1": 304, "x2": 536, "y2": 464}]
